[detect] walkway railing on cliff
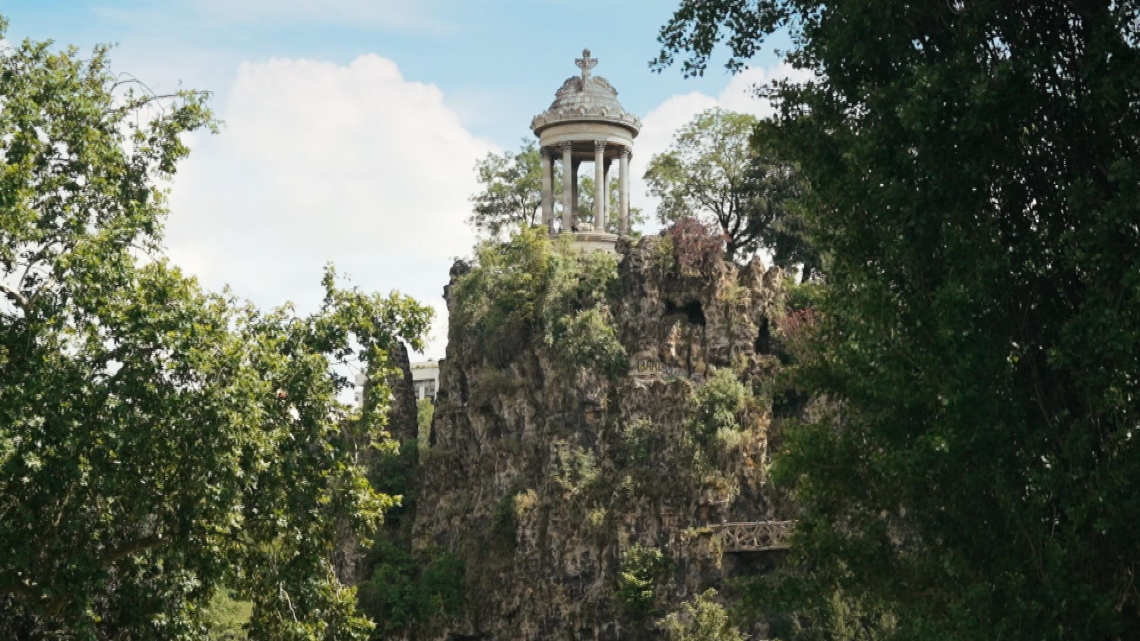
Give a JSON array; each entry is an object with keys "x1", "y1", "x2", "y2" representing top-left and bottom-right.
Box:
[{"x1": 710, "y1": 520, "x2": 794, "y2": 552}]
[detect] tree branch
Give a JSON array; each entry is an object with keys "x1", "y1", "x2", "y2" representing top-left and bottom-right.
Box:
[
  {"x1": 99, "y1": 535, "x2": 165, "y2": 566},
  {"x1": 2, "y1": 534, "x2": 168, "y2": 616},
  {"x1": 0, "y1": 283, "x2": 29, "y2": 311}
]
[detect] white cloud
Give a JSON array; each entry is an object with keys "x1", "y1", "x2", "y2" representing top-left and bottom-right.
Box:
[
  {"x1": 166, "y1": 54, "x2": 494, "y2": 358},
  {"x1": 716, "y1": 61, "x2": 812, "y2": 118},
  {"x1": 629, "y1": 62, "x2": 811, "y2": 234}
]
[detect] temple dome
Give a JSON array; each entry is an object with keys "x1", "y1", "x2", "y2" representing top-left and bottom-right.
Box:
[{"x1": 530, "y1": 49, "x2": 641, "y2": 137}]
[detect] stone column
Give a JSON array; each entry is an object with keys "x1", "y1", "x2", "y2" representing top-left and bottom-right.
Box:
[
  {"x1": 603, "y1": 158, "x2": 612, "y2": 233},
  {"x1": 571, "y1": 158, "x2": 581, "y2": 226},
  {"x1": 560, "y1": 142, "x2": 574, "y2": 233},
  {"x1": 619, "y1": 146, "x2": 632, "y2": 236},
  {"x1": 540, "y1": 147, "x2": 554, "y2": 232},
  {"x1": 594, "y1": 141, "x2": 606, "y2": 233}
]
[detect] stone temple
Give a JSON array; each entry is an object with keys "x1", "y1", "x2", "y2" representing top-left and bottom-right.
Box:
[{"x1": 531, "y1": 49, "x2": 641, "y2": 252}]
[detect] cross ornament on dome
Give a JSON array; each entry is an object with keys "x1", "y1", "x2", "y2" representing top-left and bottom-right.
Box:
[{"x1": 575, "y1": 48, "x2": 598, "y2": 80}]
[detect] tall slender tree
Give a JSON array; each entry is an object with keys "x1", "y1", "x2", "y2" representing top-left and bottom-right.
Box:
[{"x1": 645, "y1": 108, "x2": 810, "y2": 266}]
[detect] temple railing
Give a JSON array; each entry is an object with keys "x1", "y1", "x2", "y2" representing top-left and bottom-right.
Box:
[{"x1": 710, "y1": 520, "x2": 794, "y2": 552}]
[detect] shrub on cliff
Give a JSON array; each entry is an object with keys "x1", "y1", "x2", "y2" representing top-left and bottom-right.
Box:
[
  {"x1": 452, "y1": 226, "x2": 626, "y2": 376},
  {"x1": 666, "y1": 218, "x2": 726, "y2": 276},
  {"x1": 615, "y1": 544, "x2": 672, "y2": 619},
  {"x1": 659, "y1": 589, "x2": 744, "y2": 641},
  {"x1": 616, "y1": 371, "x2": 761, "y2": 506}
]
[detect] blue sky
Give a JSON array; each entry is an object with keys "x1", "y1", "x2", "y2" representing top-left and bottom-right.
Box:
[
  {"x1": 3, "y1": 0, "x2": 786, "y2": 146},
  {"x1": 0, "y1": 0, "x2": 795, "y2": 356}
]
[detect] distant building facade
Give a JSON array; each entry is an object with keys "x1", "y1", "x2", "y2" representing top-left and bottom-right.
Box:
[
  {"x1": 411, "y1": 359, "x2": 439, "y2": 401},
  {"x1": 353, "y1": 358, "x2": 440, "y2": 408}
]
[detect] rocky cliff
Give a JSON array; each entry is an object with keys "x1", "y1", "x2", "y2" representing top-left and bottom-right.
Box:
[{"x1": 410, "y1": 234, "x2": 788, "y2": 640}]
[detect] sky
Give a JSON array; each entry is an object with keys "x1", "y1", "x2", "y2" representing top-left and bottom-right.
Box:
[{"x1": 0, "y1": 0, "x2": 798, "y2": 357}]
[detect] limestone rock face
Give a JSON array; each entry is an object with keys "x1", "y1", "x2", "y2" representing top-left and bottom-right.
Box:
[
  {"x1": 385, "y1": 340, "x2": 420, "y2": 444},
  {"x1": 412, "y1": 237, "x2": 786, "y2": 640}
]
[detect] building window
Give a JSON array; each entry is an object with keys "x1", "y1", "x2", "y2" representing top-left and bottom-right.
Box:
[{"x1": 414, "y1": 380, "x2": 437, "y2": 400}]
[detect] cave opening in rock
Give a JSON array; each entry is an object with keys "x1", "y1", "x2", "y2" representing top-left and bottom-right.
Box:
[
  {"x1": 755, "y1": 316, "x2": 771, "y2": 355},
  {"x1": 664, "y1": 299, "x2": 706, "y2": 326}
]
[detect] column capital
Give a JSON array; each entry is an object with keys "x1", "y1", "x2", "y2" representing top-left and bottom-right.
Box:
[
  {"x1": 618, "y1": 145, "x2": 632, "y2": 159},
  {"x1": 558, "y1": 141, "x2": 574, "y2": 152},
  {"x1": 593, "y1": 140, "x2": 607, "y2": 152}
]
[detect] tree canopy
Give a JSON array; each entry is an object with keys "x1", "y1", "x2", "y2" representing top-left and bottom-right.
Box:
[
  {"x1": 747, "y1": 123, "x2": 818, "y2": 281},
  {"x1": 657, "y1": 1, "x2": 1140, "y2": 639},
  {"x1": 645, "y1": 108, "x2": 809, "y2": 266},
  {"x1": 0, "y1": 25, "x2": 432, "y2": 638},
  {"x1": 644, "y1": 108, "x2": 760, "y2": 259},
  {"x1": 468, "y1": 140, "x2": 553, "y2": 236}
]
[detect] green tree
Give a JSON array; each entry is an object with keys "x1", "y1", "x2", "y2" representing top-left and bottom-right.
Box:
[
  {"x1": 416, "y1": 397, "x2": 434, "y2": 448},
  {"x1": 747, "y1": 123, "x2": 818, "y2": 282},
  {"x1": 469, "y1": 139, "x2": 558, "y2": 236},
  {"x1": 644, "y1": 108, "x2": 764, "y2": 260},
  {"x1": 0, "y1": 26, "x2": 433, "y2": 638},
  {"x1": 656, "y1": 1, "x2": 1140, "y2": 639}
]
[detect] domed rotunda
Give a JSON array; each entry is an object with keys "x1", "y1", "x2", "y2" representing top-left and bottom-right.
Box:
[{"x1": 531, "y1": 49, "x2": 641, "y2": 251}]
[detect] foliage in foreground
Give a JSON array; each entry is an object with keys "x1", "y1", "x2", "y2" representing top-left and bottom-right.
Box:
[
  {"x1": 202, "y1": 589, "x2": 254, "y2": 640},
  {"x1": 657, "y1": 0, "x2": 1140, "y2": 639},
  {"x1": 451, "y1": 226, "x2": 625, "y2": 375},
  {"x1": 0, "y1": 24, "x2": 433, "y2": 638},
  {"x1": 747, "y1": 123, "x2": 819, "y2": 282},
  {"x1": 736, "y1": 573, "x2": 898, "y2": 641}
]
